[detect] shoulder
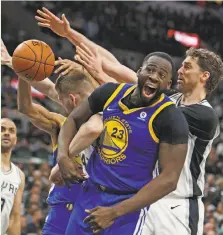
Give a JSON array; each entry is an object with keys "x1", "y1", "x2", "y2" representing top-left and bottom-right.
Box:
[
  {"x1": 17, "y1": 168, "x2": 25, "y2": 190},
  {"x1": 179, "y1": 101, "x2": 219, "y2": 140}
]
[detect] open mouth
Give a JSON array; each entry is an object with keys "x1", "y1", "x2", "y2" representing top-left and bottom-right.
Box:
[{"x1": 143, "y1": 85, "x2": 157, "y2": 97}]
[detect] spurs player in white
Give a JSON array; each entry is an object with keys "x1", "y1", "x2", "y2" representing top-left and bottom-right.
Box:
[
  {"x1": 1, "y1": 118, "x2": 25, "y2": 235},
  {"x1": 142, "y1": 48, "x2": 222, "y2": 235}
]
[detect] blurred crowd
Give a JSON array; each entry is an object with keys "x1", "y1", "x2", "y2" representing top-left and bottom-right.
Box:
[{"x1": 1, "y1": 1, "x2": 223, "y2": 235}]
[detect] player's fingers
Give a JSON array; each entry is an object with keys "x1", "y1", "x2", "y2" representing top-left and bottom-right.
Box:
[
  {"x1": 93, "y1": 228, "x2": 102, "y2": 234},
  {"x1": 62, "y1": 14, "x2": 70, "y2": 25},
  {"x1": 75, "y1": 55, "x2": 90, "y2": 69},
  {"x1": 58, "y1": 57, "x2": 63, "y2": 60},
  {"x1": 35, "y1": 16, "x2": 50, "y2": 24},
  {"x1": 80, "y1": 43, "x2": 94, "y2": 57},
  {"x1": 54, "y1": 64, "x2": 69, "y2": 74},
  {"x1": 60, "y1": 67, "x2": 71, "y2": 76},
  {"x1": 76, "y1": 46, "x2": 92, "y2": 61},
  {"x1": 83, "y1": 214, "x2": 94, "y2": 223},
  {"x1": 86, "y1": 207, "x2": 100, "y2": 214},
  {"x1": 36, "y1": 9, "x2": 51, "y2": 19},
  {"x1": 42, "y1": 7, "x2": 59, "y2": 20},
  {"x1": 38, "y1": 22, "x2": 51, "y2": 28}
]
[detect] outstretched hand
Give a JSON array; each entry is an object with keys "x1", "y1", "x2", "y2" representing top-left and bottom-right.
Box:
[
  {"x1": 35, "y1": 7, "x2": 71, "y2": 37},
  {"x1": 75, "y1": 43, "x2": 105, "y2": 84}
]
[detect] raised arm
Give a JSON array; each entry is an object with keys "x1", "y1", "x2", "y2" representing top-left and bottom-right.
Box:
[
  {"x1": 7, "y1": 170, "x2": 25, "y2": 235},
  {"x1": 75, "y1": 42, "x2": 137, "y2": 84},
  {"x1": 35, "y1": 7, "x2": 119, "y2": 64},
  {"x1": 17, "y1": 78, "x2": 64, "y2": 145}
]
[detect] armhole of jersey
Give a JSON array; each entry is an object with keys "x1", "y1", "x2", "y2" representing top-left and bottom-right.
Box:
[
  {"x1": 103, "y1": 83, "x2": 126, "y2": 110},
  {"x1": 15, "y1": 166, "x2": 22, "y2": 186},
  {"x1": 148, "y1": 101, "x2": 174, "y2": 143}
]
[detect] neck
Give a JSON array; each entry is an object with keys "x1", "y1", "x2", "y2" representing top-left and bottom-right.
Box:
[
  {"x1": 1, "y1": 150, "x2": 12, "y2": 169},
  {"x1": 181, "y1": 86, "x2": 207, "y2": 105}
]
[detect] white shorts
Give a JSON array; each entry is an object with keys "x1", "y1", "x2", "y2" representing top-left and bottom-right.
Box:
[{"x1": 142, "y1": 196, "x2": 204, "y2": 235}]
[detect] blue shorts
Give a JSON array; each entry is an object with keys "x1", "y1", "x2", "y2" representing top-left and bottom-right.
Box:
[
  {"x1": 42, "y1": 203, "x2": 73, "y2": 235},
  {"x1": 65, "y1": 179, "x2": 148, "y2": 235}
]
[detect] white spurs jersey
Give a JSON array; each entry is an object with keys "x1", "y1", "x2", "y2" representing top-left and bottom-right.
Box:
[
  {"x1": 153, "y1": 92, "x2": 220, "y2": 198},
  {"x1": 1, "y1": 163, "x2": 21, "y2": 235}
]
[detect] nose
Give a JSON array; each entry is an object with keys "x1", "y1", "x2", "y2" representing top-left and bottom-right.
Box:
[
  {"x1": 149, "y1": 74, "x2": 159, "y2": 83},
  {"x1": 178, "y1": 66, "x2": 183, "y2": 75}
]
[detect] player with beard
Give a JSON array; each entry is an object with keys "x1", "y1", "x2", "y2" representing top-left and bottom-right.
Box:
[
  {"x1": 1, "y1": 118, "x2": 25, "y2": 235},
  {"x1": 57, "y1": 52, "x2": 189, "y2": 235},
  {"x1": 76, "y1": 44, "x2": 222, "y2": 235}
]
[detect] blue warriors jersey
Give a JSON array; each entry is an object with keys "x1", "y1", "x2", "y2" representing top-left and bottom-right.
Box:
[
  {"x1": 47, "y1": 144, "x2": 93, "y2": 205},
  {"x1": 87, "y1": 83, "x2": 174, "y2": 193}
]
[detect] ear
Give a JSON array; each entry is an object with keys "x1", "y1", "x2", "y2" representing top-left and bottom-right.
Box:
[
  {"x1": 201, "y1": 71, "x2": 210, "y2": 83},
  {"x1": 167, "y1": 79, "x2": 172, "y2": 89},
  {"x1": 137, "y1": 67, "x2": 142, "y2": 75},
  {"x1": 69, "y1": 93, "x2": 76, "y2": 106},
  {"x1": 14, "y1": 137, "x2": 17, "y2": 146}
]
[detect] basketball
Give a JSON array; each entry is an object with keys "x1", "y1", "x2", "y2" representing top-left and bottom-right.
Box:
[{"x1": 12, "y1": 40, "x2": 55, "y2": 81}]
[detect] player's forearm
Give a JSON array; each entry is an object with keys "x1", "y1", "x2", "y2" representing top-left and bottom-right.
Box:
[
  {"x1": 69, "y1": 115, "x2": 102, "y2": 157},
  {"x1": 58, "y1": 116, "x2": 78, "y2": 161},
  {"x1": 17, "y1": 78, "x2": 33, "y2": 114},
  {"x1": 66, "y1": 29, "x2": 119, "y2": 64},
  {"x1": 93, "y1": 70, "x2": 117, "y2": 85},
  {"x1": 7, "y1": 216, "x2": 20, "y2": 235},
  {"x1": 102, "y1": 60, "x2": 137, "y2": 84},
  {"x1": 112, "y1": 172, "x2": 178, "y2": 218},
  {"x1": 31, "y1": 78, "x2": 62, "y2": 105}
]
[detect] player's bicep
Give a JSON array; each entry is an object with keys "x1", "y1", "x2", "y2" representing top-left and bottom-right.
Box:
[
  {"x1": 179, "y1": 104, "x2": 219, "y2": 140},
  {"x1": 11, "y1": 171, "x2": 25, "y2": 216},
  {"x1": 158, "y1": 142, "x2": 188, "y2": 182}
]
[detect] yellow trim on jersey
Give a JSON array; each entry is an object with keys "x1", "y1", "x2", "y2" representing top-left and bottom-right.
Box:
[
  {"x1": 53, "y1": 144, "x2": 58, "y2": 151},
  {"x1": 52, "y1": 117, "x2": 67, "y2": 151},
  {"x1": 103, "y1": 83, "x2": 126, "y2": 110},
  {"x1": 118, "y1": 87, "x2": 165, "y2": 114},
  {"x1": 148, "y1": 101, "x2": 174, "y2": 143}
]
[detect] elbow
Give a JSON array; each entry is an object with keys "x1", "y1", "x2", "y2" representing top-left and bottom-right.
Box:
[
  {"x1": 84, "y1": 119, "x2": 103, "y2": 138},
  {"x1": 18, "y1": 104, "x2": 29, "y2": 115},
  {"x1": 165, "y1": 173, "x2": 179, "y2": 192}
]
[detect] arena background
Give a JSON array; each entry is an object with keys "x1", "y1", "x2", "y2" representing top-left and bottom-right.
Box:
[{"x1": 1, "y1": 1, "x2": 223, "y2": 234}]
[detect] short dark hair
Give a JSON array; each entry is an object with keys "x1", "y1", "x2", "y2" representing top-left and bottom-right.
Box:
[
  {"x1": 143, "y1": 52, "x2": 176, "y2": 79},
  {"x1": 55, "y1": 64, "x2": 98, "y2": 95},
  {"x1": 186, "y1": 47, "x2": 223, "y2": 94}
]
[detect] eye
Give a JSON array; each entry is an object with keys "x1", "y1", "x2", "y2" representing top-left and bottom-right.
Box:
[{"x1": 160, "y1": 73, "x2": 166, "y2": 79}]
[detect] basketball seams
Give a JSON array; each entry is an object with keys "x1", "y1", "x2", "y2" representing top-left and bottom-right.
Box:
[
  {"x1": 14, "y1": 59, "x2": 38, "y2": 74},
  {"x1": 33, "y1": 41, "x2": 43, "y2": 81},
  {"x1": 13, "y1": 56, "x2": 54, "y2": 66},
  {"x1": 44, "y1": 51, "x2": 54, "y2": 78}
]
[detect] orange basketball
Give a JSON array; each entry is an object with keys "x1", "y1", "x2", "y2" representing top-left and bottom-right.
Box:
[{"x1": 12, "y1": 40, "x2": 55, "y2": 81}]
